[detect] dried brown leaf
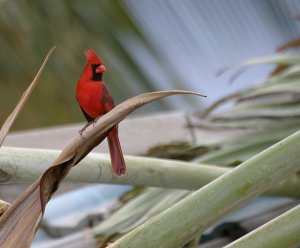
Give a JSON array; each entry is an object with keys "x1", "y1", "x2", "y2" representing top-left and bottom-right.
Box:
[
  {"x1": 277, "y1": 38, "x2": 300, "y2": 52},
  {"x1": 0, "y1": 90, "x2": 206, "y2": 248},
  {"x1": 270, "y1": 38, "x2": 300, "y2": 76},
  {"x1": 269, "y1": 64, "x2": 289, "y2": 77},
  {"x1": 0, "y1": 47, "x2": 55, "y2": 146}
]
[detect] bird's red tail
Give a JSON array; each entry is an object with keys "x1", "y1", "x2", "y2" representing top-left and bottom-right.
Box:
[{"x1": 107, "y1": 127, "x2": 126, "y2": 176}]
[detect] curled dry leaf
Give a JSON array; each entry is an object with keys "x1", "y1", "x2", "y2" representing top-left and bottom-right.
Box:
[
  {"x1": 0, "y1": 90, "x2": 206, "y2": 248},
  {"x1": 0, "y1": 47, "x2": 55, "y2": 146}
]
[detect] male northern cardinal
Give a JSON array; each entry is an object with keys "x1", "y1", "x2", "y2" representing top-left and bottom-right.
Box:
[{"x1": 76, "y1": 49, "x2": 126, "y2": 176}]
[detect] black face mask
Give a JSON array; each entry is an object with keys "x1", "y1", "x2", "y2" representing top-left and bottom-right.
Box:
[{"x1": 91, "y1": 64, "x2": 103, "y2": 81}]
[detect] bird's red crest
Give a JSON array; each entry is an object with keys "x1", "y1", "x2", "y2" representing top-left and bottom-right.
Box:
[{"x1": 84, "y1": 49, "x2": 103, "y2": 64}]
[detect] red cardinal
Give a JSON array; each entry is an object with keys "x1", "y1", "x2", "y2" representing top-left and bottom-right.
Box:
[{"x1": 76, "y1": 49, "x2": 126, "y2": 176}]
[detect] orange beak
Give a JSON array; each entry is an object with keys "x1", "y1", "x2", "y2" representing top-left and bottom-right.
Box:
[{"x1": 96, "y1": 64, "x2": 106, "y2": 73}]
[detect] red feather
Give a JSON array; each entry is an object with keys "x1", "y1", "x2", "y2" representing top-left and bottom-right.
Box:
[{"x1": 76, "y1": 49, "x2": 126, "y2": 176}]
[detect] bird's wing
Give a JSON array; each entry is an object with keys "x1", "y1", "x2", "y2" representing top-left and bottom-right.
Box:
[{"x1": 101, "y1": 83, "x2": 115, "y2": 112}]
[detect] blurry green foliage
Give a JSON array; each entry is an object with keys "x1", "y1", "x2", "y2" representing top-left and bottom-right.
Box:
[{"x1": 0, "y1": 1, "x2": 168, "y2": 130}]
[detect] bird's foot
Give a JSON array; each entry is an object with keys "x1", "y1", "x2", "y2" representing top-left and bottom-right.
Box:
[
  {"x1": 79, "y1": 121, "x2": 94, "y2": 137},
  {"x1": 79, "y1": 128, "x2": 85, "y2": 137}
]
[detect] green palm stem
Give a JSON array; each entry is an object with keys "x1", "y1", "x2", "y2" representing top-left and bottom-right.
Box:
[
  {"x1": 107, "y1": 129, "x2": 300, "y2": 248},
  {"x1": 0, "y1": 147, "x2": 299, "y2": 198},
  {"x1": 226, "y1": 204, "x2": 300, "y2": 248}
]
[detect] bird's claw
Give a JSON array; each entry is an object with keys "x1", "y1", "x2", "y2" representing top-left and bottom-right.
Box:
[
  {"x1": 79, "y1": 126, "x2": 87, "y2": 138},
  {"x1": 79, "y1": 128, "x2": 84, "y2": 137},
  {"x1": 79, "y1": 122, "x2": 90, "y2": 137}
]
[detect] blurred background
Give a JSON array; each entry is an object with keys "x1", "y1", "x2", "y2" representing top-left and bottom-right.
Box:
[{"x1": 0, "y1": 0, "x2": 300, "y2": 130}]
